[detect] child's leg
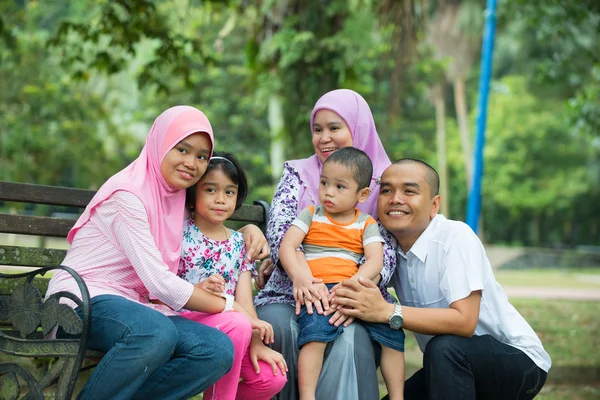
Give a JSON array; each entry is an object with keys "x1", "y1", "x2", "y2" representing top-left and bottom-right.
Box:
[
  {"x1": 380, "y1": 345, "x2": 405, "y2": 400},
  {"x1": 181, "y1": 311, "x2": 252, "y2": 400},
  {"x1": 298, "y1": 341, "x2": 327, "y2": 400},
  {"x1": 237, "y1": 351, "x2": 287, "y2": 400}
]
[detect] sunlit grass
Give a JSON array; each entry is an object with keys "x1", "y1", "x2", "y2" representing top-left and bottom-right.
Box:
[{"x1": 494, "y1": 268, "x2": 600, "y2": 289}]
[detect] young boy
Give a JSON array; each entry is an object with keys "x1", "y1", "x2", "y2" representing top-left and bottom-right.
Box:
[{"x1": 280, "y1": 147, "x2": 405, "y2": 400}]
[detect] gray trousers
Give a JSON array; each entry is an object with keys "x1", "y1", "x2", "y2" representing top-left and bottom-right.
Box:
[{"x1": 257, "y1": 303, "x2": 380, "y2": 400}]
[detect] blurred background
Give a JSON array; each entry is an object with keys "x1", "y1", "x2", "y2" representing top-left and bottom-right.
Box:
[{"x1": 0, "y1": 1, "x2": 598, "y2": 398}]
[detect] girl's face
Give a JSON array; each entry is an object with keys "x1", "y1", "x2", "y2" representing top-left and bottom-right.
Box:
[
  {"x1": 161, "y1": 132, "x2": 212, "y2": 190},
  {"x1": 312, "y1": 109, "x2": 353, "y2": 164},
  {"x1": 193, "y1": 168, "x2": 238, "y2": 225}
]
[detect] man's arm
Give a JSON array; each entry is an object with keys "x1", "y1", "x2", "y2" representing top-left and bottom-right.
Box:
[{"x1": 333, "y1": 278, "x2": 481, "y2": 337}]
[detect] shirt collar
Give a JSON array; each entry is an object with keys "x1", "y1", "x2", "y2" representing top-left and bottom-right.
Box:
[{"x1": 399, "y1": 214, "x2": 445, "y2": 263}]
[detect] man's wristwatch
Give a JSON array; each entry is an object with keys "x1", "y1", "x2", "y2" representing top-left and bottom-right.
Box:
[
  {"x1": 389, "y1": 304, "x2": 404, "y2": 330},
  {"x1": 221, "y1": 293, "x2": 234, "y2": 313}
]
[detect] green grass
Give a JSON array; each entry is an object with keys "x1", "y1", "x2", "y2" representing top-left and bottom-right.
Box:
[{"x1": 495, "y1": 268, "x2": 600, "y2": 289}]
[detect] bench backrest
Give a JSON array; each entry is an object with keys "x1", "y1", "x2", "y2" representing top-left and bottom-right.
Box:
[{"x1": 0, "y1": 181, "x2": 269, "y2": 272}]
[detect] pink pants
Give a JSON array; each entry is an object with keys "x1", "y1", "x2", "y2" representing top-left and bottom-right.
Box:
[{"x1": 180, "y1": 311, "x2": 287, "y2": 400}]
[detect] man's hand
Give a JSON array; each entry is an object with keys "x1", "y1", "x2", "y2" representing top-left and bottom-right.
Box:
[{"x1": 330, "y1": 277, "x2": 392, "y2": 324}]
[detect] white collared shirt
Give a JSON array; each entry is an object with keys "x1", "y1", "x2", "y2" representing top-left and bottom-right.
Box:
[{"x1": 391, "y1": 214, "x2": 551, "y2": 372}]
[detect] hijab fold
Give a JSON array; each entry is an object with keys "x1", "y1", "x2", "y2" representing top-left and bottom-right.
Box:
[
  {"x1": 288, "y1": 89, "x2": 390, "y2": 215},
  {"x1": 67, "y1": 106, "x2": 214, "y2": 274}
]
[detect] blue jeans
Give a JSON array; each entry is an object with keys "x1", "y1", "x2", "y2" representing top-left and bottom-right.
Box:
[
  {"x1": 383, "y1": 334, "x2": 547, "y2": 400},
  {"x1": 69, "y1": 295, "x2": 233, "y2": 400}
]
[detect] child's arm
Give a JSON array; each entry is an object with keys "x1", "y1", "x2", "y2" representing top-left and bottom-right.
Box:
[
  {"x1": 352, "y1": 241, "x2": 384, "y2": 282},
  {"x1": 234, "y1": 271, "x2": 275, "y2": 344},
  {"x1": 280, "y1": 225, "x2": 324, "y2": 315},
  {"x1": 235, "y1": 272, "x2": 288, "y2": 375}
]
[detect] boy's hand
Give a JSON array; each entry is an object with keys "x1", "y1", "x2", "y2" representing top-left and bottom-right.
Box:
[
  {"x1": 249, "y1": 334, "x2": 288, "y2": 376},
  {"x1": 292, "y1": 270, "x2": 323, "y2": 315},
  {"x1": 195, "y1": 274, "x2": 225, "y2": 295},
  {"x1": 305, "y1": 282, "x2": 331, "y2": 315}
]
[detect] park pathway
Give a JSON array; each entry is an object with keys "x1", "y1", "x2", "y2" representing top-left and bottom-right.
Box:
[{"x1": 504, "y1": 286, "x2": 600, "y2": 300}]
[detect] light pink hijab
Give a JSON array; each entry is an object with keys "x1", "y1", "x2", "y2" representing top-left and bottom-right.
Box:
[
  {"x1": 67, "y1": 106, "x2": 214, "y2": 273},
  {"x1": 287, "y1": 89, "x2": 391, "y2": 215}
]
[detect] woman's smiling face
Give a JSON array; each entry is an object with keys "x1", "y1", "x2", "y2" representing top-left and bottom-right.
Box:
[
  {"x1": 311, "y1": 109, "x2": 353, "y2": 163},
  {"x1": 160, "y1": 132, "x2": 212, "y2": 190}
]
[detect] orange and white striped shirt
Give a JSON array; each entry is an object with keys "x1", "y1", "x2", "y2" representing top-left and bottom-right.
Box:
[{"x1": 292, "y1": 205, "x2": 383, "y2": 283}]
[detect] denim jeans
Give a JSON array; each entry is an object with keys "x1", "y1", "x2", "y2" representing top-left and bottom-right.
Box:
[
  {"x1": 70, "y1": 295, "x2": 234, "y2": 400},
  {"x1": 383, "y1": 334, "x2": 547, "y2": 400}
]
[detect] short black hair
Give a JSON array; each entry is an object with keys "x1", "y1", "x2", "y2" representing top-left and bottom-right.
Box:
[
  {"x1": 186, "y1": 151, "x2": 248, "y2": 211},
  {"x1": 324, "y1": 147, "x2": 373, "y2": 190},
  {"x1": 392, "y1": 158, "x2": 440, "y2": 197}
]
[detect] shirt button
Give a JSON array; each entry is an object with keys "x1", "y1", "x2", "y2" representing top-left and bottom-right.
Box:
[
  {"x1": 410, "y1": 278, "x2": 414, "y2": 283},
  {"x1": 408, "y1": 262, "x2": 412, "y2": 267}
]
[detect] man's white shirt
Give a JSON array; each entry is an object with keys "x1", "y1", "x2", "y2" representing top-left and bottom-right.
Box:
[{"x1": 391, "y1": 214, "x2": 551, "y2": 372}]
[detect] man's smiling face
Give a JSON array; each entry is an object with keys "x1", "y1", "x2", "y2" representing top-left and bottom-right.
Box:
[{"x1": 377, "y1": 162, "x2": 440, "y2": 252}]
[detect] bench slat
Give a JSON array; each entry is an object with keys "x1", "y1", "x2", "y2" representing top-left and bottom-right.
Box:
[
  {"x1": 0, "y1": 245, "x2": 66, "y2": 267},
  {"x1": 0, "y1": 181, "x2": 94, "y2": 207},
  {"x1": 0, "y1": 207, "x2": 265, "y2": 237},
  {"x1": 0, "y1": 214, "x2": 75, "y2": 237}
]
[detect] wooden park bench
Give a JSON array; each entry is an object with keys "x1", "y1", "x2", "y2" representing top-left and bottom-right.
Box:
[{"x1": 0, "y1": 181, "x2": 269, "y2": 399}]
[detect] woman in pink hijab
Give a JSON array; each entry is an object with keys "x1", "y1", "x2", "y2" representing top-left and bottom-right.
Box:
[
  {"x1": 47, "y1": 106, "x2": 265, "y2": 400},
  {"x1": 254, "y1": 89, "x2": 395, "y2": 400}
]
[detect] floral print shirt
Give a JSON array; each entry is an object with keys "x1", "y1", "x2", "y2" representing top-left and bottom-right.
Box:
[
  {"x1": 254, "y1": 163, "x2": 397, "y2": 308},
  {"x1": 178, "y1": 217, "x2": 255, "y2": 296}
]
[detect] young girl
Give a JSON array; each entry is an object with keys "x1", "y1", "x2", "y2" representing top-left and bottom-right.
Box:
[{"x1": 178, "y1": 152, "x2": 288, "y2": 400}]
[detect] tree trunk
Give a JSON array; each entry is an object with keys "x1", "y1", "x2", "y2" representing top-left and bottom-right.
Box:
[
  {"x1": 431, "y1": 84, "x2": 449, "y2": 217},
  {"x1": 453, "y1": 77, "x2": 473, "y2": 188},
  {"x1": 268, "y1": 93, "x2": 285, "y2": 183}
]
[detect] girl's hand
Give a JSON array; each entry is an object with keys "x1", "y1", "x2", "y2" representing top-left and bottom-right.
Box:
[
  {"x1": 251, "y1": 317, "x2": 275, "y2": 345},
  {"x1": 239, "y1": 224, "x2": 270, "y2": 261},
  {"x1": 255, "y1": 258, "x2": 275, "y2": 290},
  {"x1": 196, "y1": 274, "x2": 225, "y2": 295},
  {"x1": 249, "y1": 334, "x2": 288, "y2": 376}
]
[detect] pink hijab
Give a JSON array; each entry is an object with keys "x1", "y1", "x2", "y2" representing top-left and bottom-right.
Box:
[
  {"x1": 67, "y1": 105, "x2": 214, "y2": 273},
  {"x1": 287, "y1": 89, "x2": 391, "y2": 215}
]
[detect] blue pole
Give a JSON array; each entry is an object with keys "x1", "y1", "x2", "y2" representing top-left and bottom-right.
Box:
[{"x1": 466, "y1": 0, "x2": 497, "y2": 233}]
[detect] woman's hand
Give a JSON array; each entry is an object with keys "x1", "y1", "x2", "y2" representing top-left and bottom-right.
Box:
[
  {"x1": 195, "y1": 274, "x2": 225, "y2": 295},
  {"x1": 239, "y1": 224, "x2": 270, "y2": 261},
  {"x1": 249, "y1": 334, "x2": 288, "y2": 376},
  {"x1": 250, "y1": 317, "x2": 275, "y2": 345},
  {"x1": 255, "y1": 258, "x2": 275, "y2": 290}
]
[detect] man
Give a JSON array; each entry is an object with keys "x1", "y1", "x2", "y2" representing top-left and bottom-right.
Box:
[{"x1": 332, "y1": 158, "x2": 550, "y2": 399}]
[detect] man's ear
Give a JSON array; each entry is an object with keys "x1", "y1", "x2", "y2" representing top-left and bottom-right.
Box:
[
  {"x1": 430, "y1": 195, "x2": 441, "y2": 218},
  {"x1": 357, "y1": 187, "x2": 371, "y2": 204}
]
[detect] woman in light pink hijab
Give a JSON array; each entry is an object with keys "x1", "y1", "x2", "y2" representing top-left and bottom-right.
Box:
[
  {"x1": 254, "y1": 89, "x2": 394, "y2": 400},
  {"x1": 47, "y1": 106, "x2": 261, "y2": 400}
]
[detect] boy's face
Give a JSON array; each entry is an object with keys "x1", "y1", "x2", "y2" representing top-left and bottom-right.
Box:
[{"x1": 319, "y1": 161, "x2": 370, "y2": 218}]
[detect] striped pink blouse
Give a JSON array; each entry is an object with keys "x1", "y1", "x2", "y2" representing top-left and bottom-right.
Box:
[{"x1": 46, "y1": 191, "x2": 194, "y2": 316}]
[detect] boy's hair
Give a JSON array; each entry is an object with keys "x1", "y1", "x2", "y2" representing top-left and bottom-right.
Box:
[
  {"x1": 186, "y1": 151, "x2": 248, "y2": 211},
  {"x1": 324, "y1": 147, "x2": 373, "y2": 190},
  {"x1": 392, "y1": 158, "x2": 440, "y2": 198}
]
